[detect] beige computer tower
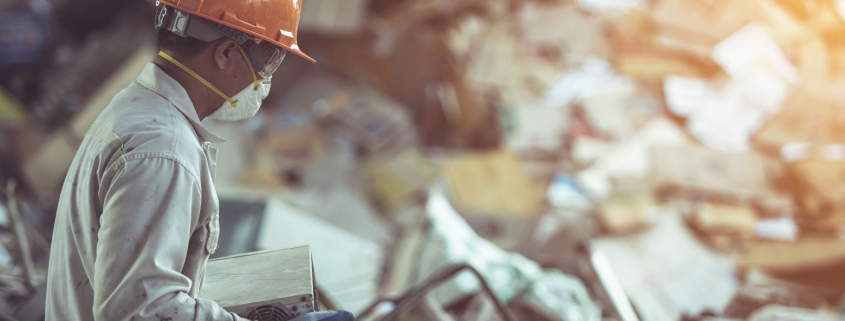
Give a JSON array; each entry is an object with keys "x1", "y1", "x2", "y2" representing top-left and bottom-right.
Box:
[{"x1": 200, "y1": 246, "x2": 318, "y2": 321}]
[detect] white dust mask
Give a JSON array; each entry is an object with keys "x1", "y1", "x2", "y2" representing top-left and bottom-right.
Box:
[{"x1": 208, "y1": 76, "x2": 271, "y2": 121}]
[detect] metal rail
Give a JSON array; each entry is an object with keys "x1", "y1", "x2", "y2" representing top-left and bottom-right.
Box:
[{"x1": 356, "y1": 263, "x2": 517, "y2": 321}]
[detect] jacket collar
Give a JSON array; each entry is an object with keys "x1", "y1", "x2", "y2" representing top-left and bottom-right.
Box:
[{"x1": 135, "y1": 62, "x2": 226, "y2": 144}]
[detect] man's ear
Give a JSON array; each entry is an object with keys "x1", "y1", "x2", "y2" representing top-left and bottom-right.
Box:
[{"x1": 213, "y1": 38, "x2": 239, "y2": 70}]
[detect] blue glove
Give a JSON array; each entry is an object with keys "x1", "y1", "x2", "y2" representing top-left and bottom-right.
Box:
[{"x1": 289, "y1": 311, "x2": 354, "y2": 321}]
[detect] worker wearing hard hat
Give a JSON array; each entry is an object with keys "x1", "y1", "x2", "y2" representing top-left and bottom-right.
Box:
[{"x1": 44, "y1": 1, "x2": 351, "y2": 321}]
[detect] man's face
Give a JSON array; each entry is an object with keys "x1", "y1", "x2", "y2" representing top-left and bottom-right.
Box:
[
  {"x1": 207, "y1": 39, "x2": 285, "y2": 100},
  {"x1": 202, "y1": 39, "x2": 263, "y2": 101}
]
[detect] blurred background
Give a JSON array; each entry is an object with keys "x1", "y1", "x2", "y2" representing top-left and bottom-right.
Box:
[{"x1": 3, "y1": 0, "x2": 845, "y2": 320}]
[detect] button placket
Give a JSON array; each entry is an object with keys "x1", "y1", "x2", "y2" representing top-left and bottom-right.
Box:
[{"x1": 203, "y1": 143, "x2": 218, "y2": 182}]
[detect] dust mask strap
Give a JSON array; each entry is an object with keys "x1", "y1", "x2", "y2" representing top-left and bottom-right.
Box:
[
  {"x1": 158, "y1": 51, "x2": 239, "y2": 107},
  {"x1": 237, "y1": 45, "x2": 260, "y2": 91}
]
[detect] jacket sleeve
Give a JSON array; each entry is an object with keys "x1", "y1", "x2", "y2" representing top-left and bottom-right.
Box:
[{"x1": 93, "y1": 156, "x2": 250, "y2": 321}]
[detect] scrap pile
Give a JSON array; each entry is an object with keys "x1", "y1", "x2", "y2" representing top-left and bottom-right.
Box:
[
  {"x1": 6, "y1": 0, "x2": 845, "y2": 320},
  {"x1": 256, "y1": 0, "x2": 845, "y2": 319}
]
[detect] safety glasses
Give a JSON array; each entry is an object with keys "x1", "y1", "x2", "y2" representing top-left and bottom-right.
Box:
[{"x1": 241, "y1": 41, "x2": 287, "y2": 79}]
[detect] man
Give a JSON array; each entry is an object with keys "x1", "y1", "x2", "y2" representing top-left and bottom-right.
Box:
[{"x1": 45, "y1": 1, "x2": 351, "y2": 320}]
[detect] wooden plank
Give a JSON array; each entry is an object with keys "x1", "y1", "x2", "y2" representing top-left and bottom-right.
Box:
[
  {"x1": 200, "y1": 246, "x2": 316, "y2": 316},
  {"x1": 740, "y1": 240, "x2": 845, "y2": 273}
]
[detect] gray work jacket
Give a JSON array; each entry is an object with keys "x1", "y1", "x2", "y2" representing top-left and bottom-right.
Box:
[{"x1": 45, "y1": 62, "x2": 248, "y2": 321}]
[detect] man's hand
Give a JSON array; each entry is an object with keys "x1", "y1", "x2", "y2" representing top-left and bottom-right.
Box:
[{"x1": 288, "y1": 311, "x2": 354, "y2": 321}]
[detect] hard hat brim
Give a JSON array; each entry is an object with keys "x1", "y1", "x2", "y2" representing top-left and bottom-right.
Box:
[{"x1": 159, "y1": 3, "x2": 316, "y2": 64}]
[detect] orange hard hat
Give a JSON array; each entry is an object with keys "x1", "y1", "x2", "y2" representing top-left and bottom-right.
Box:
[{"x1": 156, "y1": 0, "x2": 315, "y2": 63}]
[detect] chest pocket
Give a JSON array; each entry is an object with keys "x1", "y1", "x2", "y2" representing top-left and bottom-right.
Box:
[{"x1": 205, "y1": 216, "x2": 220, "y2": 255}]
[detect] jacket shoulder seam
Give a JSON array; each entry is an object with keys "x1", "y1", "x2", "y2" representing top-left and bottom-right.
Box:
[{"x1": 106, "y1": 154, "x2": 202, "y2": 194}]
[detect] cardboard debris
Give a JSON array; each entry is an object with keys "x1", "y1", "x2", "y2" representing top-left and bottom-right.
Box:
[
  {"x1": 598, "y1": 193, "x2": 658, "y2": 234},
  {"x1": 799, "y1": 37, "x2": 831, "y2": 82},
  {"x1": 651, "y1": 0, "x2": 754, "y2": 45},
  {"x1": 740, "y1": 240, "x2": 845, "y2": 273},
  {"x1": 239, "y1": 125, "x2": 326, "y2": 189},
  {"x1": 443, "y1": 149, "x2": 545, "y2": 249},
  {"x1": 754, "y1": 0, "x2": 808, "y2": 46},
  {"x1": 754, "y1": 90, "x2": 845, "y2": 155},
  {"x1": 443, "y1": 151, "x2": 544, "y2": 216},
  {"x1": 609, "y1": 8, "x2": 650, "y2": 45},
  {"x1": 578, "y1": 117, "x2": 689, "y2": 199},
  {"x1": 580, "y1": 91, "x2": 640, "y2": 140},
  {"x1": 650, "y1": 29, "x2": 713, "y2": 61},
  {"x1": 465, "y1": 24, "x2": 522, "y2": 93},
  {"x1": 652, "y1": 145, "x2": 783, "y2": 199},
  {"x1": 503, "y1": 102, "x2": 570, "y2": 152},
  {"x1": 613, "y1": 52, "x2": 705, "y2": 79},
  {"x1": 783, "y1": 149, "x2": 845, "y2": 220},
  {"x1": 518, "y1": 2, "x2": 608, "y2": 65},
  {"x1": 694, "y1": 203, "x2": 758, "y2": 237},
  {"x1": 365, "y1": 149, "x2": 438, "y2": 209}
]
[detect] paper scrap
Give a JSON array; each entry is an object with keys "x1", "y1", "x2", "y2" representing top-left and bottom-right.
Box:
[
  {"x1": 663, "y1": 76, "x2": 716, "y2": 117},
  {"x1": 544, "y1": 58, "x2": 638, "y2": 109},
  {"x1": 592, "y1": 214, "x2": 738, "y2": 321},
  {"x1": 577, "y1": 0, "x2": 647, "y2": 13},
  {"x1": 505, "y1": 103, "x2": 570, "y2": 152},
  {"x1": 687, "y1": 72, "x2": 788, "y2": 151},
  {"x1": 712, "y1": 24, "x2": 799, "y2": 83},
  {"x1": 577, "y1": 117, "x2": 689, "y2": 199},
  {"x1": 755, "y1": 218, "x2": 798, "y2": 241}
]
